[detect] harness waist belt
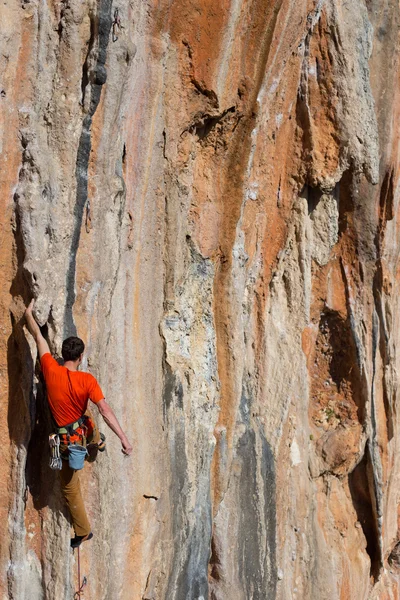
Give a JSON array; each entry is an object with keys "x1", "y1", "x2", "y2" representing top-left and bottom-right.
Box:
[{"x1": 55, "y1": 415, "x2": 85, "y2": 435}]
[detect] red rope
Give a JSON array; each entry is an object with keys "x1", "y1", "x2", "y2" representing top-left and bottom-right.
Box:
[
  {"x1": 73, "y1": 547, "x2": 87, "y2": 599},
  {"x1": 78, "y1": 547, "x2": 80, "y2": 594}
]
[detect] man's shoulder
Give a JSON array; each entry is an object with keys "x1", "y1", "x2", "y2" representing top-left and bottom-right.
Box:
[
  {"x1": 41, "y1": 352, "x2": 60, "y2": 368},
  {"x1": 78, "y1": 370, "x2": 98, "y2": 384}
]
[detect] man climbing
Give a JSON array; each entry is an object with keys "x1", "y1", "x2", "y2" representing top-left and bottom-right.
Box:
[{"x1": 24, "y1": 299, "x2": 132, "y2": 548}]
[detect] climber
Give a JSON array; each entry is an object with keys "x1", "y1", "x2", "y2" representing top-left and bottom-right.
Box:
[{"x1": 24, "y1": 299, "x2": 133, "y2": 548}]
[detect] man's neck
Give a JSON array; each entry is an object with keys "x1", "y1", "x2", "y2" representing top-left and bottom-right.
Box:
[{"x1": 64, "y1": 360, "x2": 80, "y2": 372}]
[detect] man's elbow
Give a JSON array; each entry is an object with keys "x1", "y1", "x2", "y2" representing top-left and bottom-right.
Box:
[{"x1": 97, "y1": 399, "x2": 111, "y2": 418}]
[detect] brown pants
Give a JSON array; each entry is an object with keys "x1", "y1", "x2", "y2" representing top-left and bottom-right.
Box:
[{"x1": 59, "y1": 410, "x2": 101, "y2": 537}]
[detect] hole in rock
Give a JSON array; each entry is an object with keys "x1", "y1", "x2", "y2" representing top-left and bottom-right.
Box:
[
  {"x1": 337, "y1": 169, "x2": 353, "y2": 235},
  {"x1": 311, "y1": 310, "x2": 364, "y2": 427},
  {"x1": 209, "y1": 534, "x2": 222, "y2": 583},
  {"x1": 190, "y1": 107, "x2": 235, "y2": 140},
  {"x1": 349, "y1": 446, "x2": 381, "y2": 580},
  {"x1": 379, "y1": 167, "x2": 394, "y2": 224},
  {"x1": 302, "y1": 184, "x2": 323, "y2": 214},
  {"x1": 388, "y1": 541, "x2": 400, "y2": 569}
]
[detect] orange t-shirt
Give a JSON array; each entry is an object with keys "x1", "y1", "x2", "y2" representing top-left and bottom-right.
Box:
[{"x1": 40, "y1": 353, "x2": 104, "y2": 426}]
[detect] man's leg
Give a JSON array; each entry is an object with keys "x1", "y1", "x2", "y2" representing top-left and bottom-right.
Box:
[{"x1": 59, "y1": 460, "x2": 91, "y2": 537}]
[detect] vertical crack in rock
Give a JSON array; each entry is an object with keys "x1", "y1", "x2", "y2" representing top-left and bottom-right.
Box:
[
  {"x1": 7, "y1": 141, "x2": 45, "y2": 598},
  {"x1": 349, "y1": 443, "x2": 382, "y2": 580},
  {"x1": 372, "y1": 166, "x2": 396, "y2": 441},
  {"x1": 368, "y1": 308, "x2": 385, "y2": 573},
  {"x1": 6, "y1": 315, "x2": 34, "y2": 600},
  {"x1": 338, "y1": 171, "x2": 387, "y2": 581},
  {"x1": 7, "y1": 210, "x2": 60, "y2": 598},
  {"x1": 64, "y1": 0, "x2": 113, "y2": 337}
]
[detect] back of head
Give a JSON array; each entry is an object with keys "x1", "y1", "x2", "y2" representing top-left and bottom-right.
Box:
[{"x1": 62, "y1": 337, "x2": 85, "y2": 362}]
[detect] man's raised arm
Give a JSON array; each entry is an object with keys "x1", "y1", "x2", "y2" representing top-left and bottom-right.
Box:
[{"x1": 24, "y1": 299, "x2": 50, "y2": 359}]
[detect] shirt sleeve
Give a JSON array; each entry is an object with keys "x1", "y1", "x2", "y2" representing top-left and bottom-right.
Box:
[
  {"x1": 40, "y1": 353, "x2": 59, "y2": 378},
  {"x1": 87, "y1": 374, "x2": 105, "y2": 403}
]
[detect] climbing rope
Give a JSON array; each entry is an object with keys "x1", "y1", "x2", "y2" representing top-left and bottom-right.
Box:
[{"x1": 73, "y1": 547, "x2": 87, "y2": 599}]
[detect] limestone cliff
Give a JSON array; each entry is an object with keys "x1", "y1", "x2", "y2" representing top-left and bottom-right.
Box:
[{"x1": 1, "y1": 0, "x2": 400, "y2": 598}]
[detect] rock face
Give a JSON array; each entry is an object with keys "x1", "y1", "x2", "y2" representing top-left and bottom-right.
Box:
[{"x1": 1, "y1": 0, "x2": 400, "y2": 598}]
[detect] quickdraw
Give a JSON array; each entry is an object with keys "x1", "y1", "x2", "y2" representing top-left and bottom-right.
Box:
[
  {"x1": 112, "y1": 8, "x2": 124, "y2": 42},
  {"x1": 85, "y1": 199, "x2": 92, "y2": 233},
  {"x1": 48, "y1": 434, "x2": 62, "y2": 470}
]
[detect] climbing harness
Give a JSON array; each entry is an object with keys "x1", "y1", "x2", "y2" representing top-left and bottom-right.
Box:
[
  {"x1": 52, "y1": 415, "x2": 91, "y2": 471},
  {"x1": 55, "y1": 415, "x2": 87, "y2": 438},
  {"x1": 48, "y1": 434, "x2": 63, "y2": 470},
  {"x1": 50, "y1": 408, "x2": 103, "y2": 471},
  {"x1": 73, "y1": 547, "x2": 87, "y2": 599}
]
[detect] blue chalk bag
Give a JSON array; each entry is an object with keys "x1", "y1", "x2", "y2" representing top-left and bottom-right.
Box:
[{"x1": 68, "y1": 444, "x2": 88, "y2": 470}]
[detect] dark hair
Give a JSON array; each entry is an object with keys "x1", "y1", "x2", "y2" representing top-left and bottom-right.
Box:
[{"x1": 62, "y1": 337, "x2": 85, "y2": 361}]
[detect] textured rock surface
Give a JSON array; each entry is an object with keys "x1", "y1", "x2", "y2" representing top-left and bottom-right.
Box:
[{"x1": 1, "y1": 0, "x2": 400, "y2": 598}]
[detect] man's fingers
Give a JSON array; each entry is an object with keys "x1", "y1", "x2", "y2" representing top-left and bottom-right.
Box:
[{"x1": 26, "y1": 298, "x2": 35, "y2": 312}]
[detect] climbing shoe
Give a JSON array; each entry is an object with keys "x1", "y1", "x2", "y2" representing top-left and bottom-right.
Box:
[
  {"x1": 71, "y1": 532, "x2": 93, "y2": 549},
  {"x1": 97, "y1": 433, "x2": 106, "y2": 452}
]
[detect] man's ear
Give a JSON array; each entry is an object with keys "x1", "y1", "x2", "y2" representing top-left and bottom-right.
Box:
[{"x1": 79, "y1": 354, "x2": 83, "y2": 363}]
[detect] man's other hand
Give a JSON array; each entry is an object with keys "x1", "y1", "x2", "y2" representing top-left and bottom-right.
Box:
[{"x1": 121, "y1": 439, "x2": 133, "y2": 456}]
